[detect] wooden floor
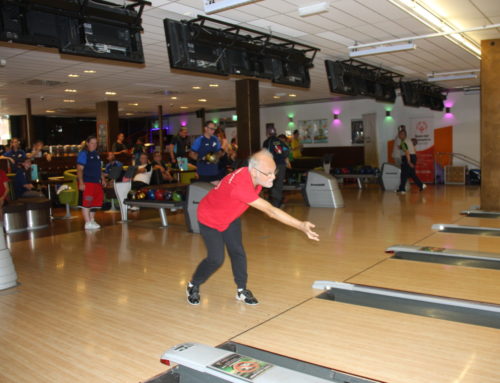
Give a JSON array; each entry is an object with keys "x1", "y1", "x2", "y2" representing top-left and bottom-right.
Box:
[{"x1": 1, "y1": 184, "x2": 498, "y2": 383}]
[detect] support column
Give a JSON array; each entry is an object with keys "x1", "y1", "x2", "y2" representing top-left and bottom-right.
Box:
[
  {"x1": 158, "y1": 105, "x2": 164, "y2": 154},
  {"x1": 96, "y1": 101, "x2": 119, "y2": 151},
  {"x1": 25, "y1": 98, "x2": 33, "y2": 148},
  {"x1": 480, "y1": 39, "x2": 500, "y2": 211},
  {"x1": 235, "y1": 79, "x2": 260, "y2": 159}
]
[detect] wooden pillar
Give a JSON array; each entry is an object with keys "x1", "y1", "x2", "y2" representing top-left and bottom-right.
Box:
[
  {"x1": 96, "y1": 101, "x2": 119, "y2": 152},
  {"x1": 158, "y1": 105, "x2": 164, "y2": 154},
  {"x1": 25, "y1": 98, "x2": 33, "y2": 148},
  {"x1": 480, "y1": 39, "x2": 500, "y2": 211},
  {"x1": 235, "y1": 79, "x2": 260, "y2": 159}
]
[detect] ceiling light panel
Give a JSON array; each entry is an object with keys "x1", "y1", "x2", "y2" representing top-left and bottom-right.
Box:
[{"x1": 298, "y1": 2, "x2": 329, "y2": 17}]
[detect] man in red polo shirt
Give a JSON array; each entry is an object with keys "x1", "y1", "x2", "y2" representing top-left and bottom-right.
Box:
[{"x1": 187, "y1": 149, "x2": 319, "y2": 305}]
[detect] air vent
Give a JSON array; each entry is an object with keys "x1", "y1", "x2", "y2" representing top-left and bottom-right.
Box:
[{"x1": 22, "y1": 79, "x2": 67, "y2": 87}]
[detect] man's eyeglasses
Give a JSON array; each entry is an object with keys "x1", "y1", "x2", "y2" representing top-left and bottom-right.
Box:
[{"x1": 254, "y1": 168, "x2": 278, "y2": 177}]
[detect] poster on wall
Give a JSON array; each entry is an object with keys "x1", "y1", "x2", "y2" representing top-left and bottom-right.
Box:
[
  {"x1": 298, "y1": 119, "x2": 328, "y2": 144},
  {"x1": 409, "y1": 117, "x2": 434, "y2": 183},
  {"x1": 225, "y1": 127, "x2": 237, "y2": 144}
]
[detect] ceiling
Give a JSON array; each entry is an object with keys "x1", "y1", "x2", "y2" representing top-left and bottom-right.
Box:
[{"x1": 0, "y1": 0, "x2": 499, "y2": 118}]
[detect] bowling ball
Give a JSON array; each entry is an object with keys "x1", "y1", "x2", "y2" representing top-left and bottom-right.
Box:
[
  {"x1": 204, "y1": 152, "x2": 218, "y2": 164},
  {"x1": 172, "y1": 191, "x2": 182, "y2": 202},
  {"x1": 155, "y1": 189, "x2": 164, "y2": 200},
  {"x1": 135, "y1": 191, "x2": 146, "y2": 200},
  {"x1": 163, "y1": 190, "x2": 173, "y2": 201},
  {"x1": 127, "y1": 191, "x2": 136, "y2": 200},
  {"x1": 146, "y1": 189, "x2": 156, "y2": 200},
  {"x1": 333, "y1": 168, "x2": 341, "y2": 175},
  {"x1": 341, "y1": 167, "x2": 349, "y2": 174}
]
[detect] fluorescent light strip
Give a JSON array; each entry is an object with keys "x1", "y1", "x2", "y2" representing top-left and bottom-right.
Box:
[
  {"x1": 428, "y1": 73, "x2": 478, "y2": 82},
  {"x1": 387, "y1": 0, "x2": 481, "y2": 58},
  {"x1": 298, "y1": 2, "x2": 329, "y2": 17},
  {"x1": 349, "y1": 43, "x2": 416, "y2": 58},
  {"x1": 427, "y1": 69, "x2": 480, "y2": 77}
]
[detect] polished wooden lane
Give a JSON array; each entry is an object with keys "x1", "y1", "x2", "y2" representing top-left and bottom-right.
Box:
[
  {"x1": 348, "y1": 258, "x2": 500, "y2": 304},
  {"x1": 415, "y1": 232, "x2": 500, "y2": 253},
  {"x1": 455, "y1": 215, "x2": 500, "y2": 228},
  {"x1": 232, "y1": 299, "x2": 500, "y2": 383},
  {"x1": 0, "y1": 185, "x2": 486, "y2": 382}
]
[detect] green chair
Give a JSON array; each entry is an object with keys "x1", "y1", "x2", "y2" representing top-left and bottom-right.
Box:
[{"x1": 52, "y1": 169, "x2": 78, "y2": 219}]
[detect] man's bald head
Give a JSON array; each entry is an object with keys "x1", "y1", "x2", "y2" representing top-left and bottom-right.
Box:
[
  {"x1": 249, "y1": 149, "x2": 273, "y2": 170},
  {"x1": 248, "y1": 149, "x2": 276, "y2": 188}
]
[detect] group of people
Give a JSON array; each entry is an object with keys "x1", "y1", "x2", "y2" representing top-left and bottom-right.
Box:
[{"x1": 0, "y1": 138, "x2": 52, "y2": 209}]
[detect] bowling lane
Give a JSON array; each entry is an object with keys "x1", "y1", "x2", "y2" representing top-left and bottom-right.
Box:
[
  {"x1": 232, "y1": 299, "x2": 500, "y2": 383},
  {"x1": 414, "y1": 232, "x2": 500, "y2": 254},
  {"x1": 456, "y1": 216, "x2": 500, "y2": 228},
  {"x1": 347, "y1": 258, "x2": 500, "y2": 304}
]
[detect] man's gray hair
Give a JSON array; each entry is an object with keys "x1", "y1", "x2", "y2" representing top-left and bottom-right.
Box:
[{"x1": 248, "y1": 149, "x2": 273, "y2": 170}]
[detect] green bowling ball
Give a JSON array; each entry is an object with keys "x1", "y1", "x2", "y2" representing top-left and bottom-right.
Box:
[{"x1": 172, "y1": 191, "x2": 182, "y2": 202}]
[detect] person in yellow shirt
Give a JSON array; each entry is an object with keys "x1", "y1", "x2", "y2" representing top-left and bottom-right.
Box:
[{"x1": 290, "y1": 129, "x2": 303, "y2": 159}]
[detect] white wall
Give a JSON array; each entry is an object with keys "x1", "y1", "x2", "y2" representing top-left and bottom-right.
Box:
[
  {"x1": 259, "y1": 92, "x2": 480, "y2": 167},
  {"x1": 165, "y1": 91, "x2": 480, "y2": 168}
]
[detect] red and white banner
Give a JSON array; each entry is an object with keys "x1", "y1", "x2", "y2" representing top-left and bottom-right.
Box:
[{"x1": 409, "y1": 117, "x2": 434, "y2": 183}]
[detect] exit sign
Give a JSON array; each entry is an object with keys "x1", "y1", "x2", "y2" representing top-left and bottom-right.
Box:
[{"x1": 204, "y1": 0, "x2": 259, "y2": 14}]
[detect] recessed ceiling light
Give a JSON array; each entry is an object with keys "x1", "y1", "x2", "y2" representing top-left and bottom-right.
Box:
[
  {"x1": 273, "y1": 96, "x2": 280, "y2": 99},
  {"x1": 64, "y1": 89, "x2": 77, "y2": 93},
  {"x1": 289, "y1": 94, "x2": 297, "y2": 97},
  {"x1": 128, "y1": 103, "x2": 139, "y2": 106},
  {"x1": 209, "y1": 84, "x2": 219, "y2": 87},
  {"x1": 46, "y1": 110, "x2": 55, "y2": 113},
  {"x1": 67, "y1": 74, "x2": 79, "y2": 78},
  {"x1": 125, "y1": 113, "x2": 134, "y2": 116},
  {"x1": 105, "y1": 91, "x2": 116, "y2": 95},
  {"x1": 180, "y1": 106, "x2": 188, "y2": 109},
  {"x1": 171, "y1": 96, "x2": 178, "y2": 100},
  {"x1": 198, "y1": 98, "x2": 207, "y2": 102},
  {"x1": 63, "y1": 99, "x2": 75, "y2": 103},
  {"x1": 84, "y1": 70, "x2": 96, "y2": 74},
  {"x1": 192, "y1": 86, "x2": 201, "y2": 90}
]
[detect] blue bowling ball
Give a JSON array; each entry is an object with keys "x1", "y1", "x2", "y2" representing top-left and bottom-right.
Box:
[{"x1": 146, "y1": 189, "x2": 156, "y2": 200}]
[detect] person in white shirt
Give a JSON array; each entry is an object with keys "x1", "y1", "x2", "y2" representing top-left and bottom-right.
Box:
[
  {"x1": 396, "y1": 129, "x2": 426, "y2": 194},
  {"x1": 132, "y1": 153, "x2": 152, "y2": 190}
]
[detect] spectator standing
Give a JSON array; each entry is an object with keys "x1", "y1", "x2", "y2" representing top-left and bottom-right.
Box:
[
  {"x1": 290, "y1": 129, "x2": 303, "y2": 159},
  {"x1": 262, "y1": 128, "x2": 291, "y2": 207},
  {"x1": 77, "y1": 136, "x2": 105, "y2": 230},
  {"x1": 112, "y1": 133, "x2": 129, "y2": 154},
  {"x1": 190, "y1": 121, "x2": 222, "y2": 184},
  {"x1": 169, "y1": 127, "x2": 191, "y2": 165}
]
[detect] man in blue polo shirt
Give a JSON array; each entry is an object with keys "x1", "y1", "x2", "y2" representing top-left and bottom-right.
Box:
[
  {"x1": 77, "y1": 136, "x2": 105, "y2": 230},
  {"x1": 1, "y1": 137, "x2": 26, "y2": 166},
  {"x1": 190, "y1": 121, "x2": 222, "y2": 184}
]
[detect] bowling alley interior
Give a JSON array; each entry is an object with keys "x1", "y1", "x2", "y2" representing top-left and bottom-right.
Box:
[{"x1": 1, "y1": 1, "x2": 500, "y2": 382}]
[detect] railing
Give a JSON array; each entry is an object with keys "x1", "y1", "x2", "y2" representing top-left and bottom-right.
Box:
[
  {"x1": 434, "y1": 152, "x2": 480, "y2": 184},
  {"x1": 435, "y1": 152, "x2": 480, "y2": 168}
]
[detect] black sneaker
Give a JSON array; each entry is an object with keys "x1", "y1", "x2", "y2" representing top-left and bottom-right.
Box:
[
  {"x1": 186, "y1": 283, "x2": 200, "y2": 305},
  {"x1": 236, "y1": 289, "x2": 259, "y2": 305}
]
